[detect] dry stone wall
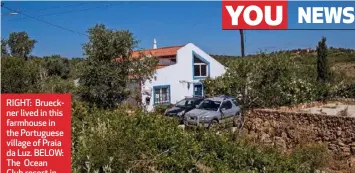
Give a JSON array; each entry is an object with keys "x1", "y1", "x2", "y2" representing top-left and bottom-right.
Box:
[{"x1": 244, "y1": 107, "x2": 355, "y2": 156}]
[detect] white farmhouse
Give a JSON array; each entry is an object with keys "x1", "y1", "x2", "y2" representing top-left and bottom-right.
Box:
[{"x1": 134, "y1": 40, "x2": 226, "y2": 111}]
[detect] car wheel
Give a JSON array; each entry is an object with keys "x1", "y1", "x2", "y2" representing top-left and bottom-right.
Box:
[
  {"x1": 208, "y1": 119, "x2": 218, "y2": 129},
  {"x1": 233, "y1": 113, "x2": 244, "y2": 128}
]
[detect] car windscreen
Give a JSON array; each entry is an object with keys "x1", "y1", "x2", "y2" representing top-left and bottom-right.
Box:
[
  {"x1": 197, "y1": 100, "x2": 221, "y2": 111},
  {"x1": 232, "y1": 99, "x2": 239, "y2": 106},
  {"x1": 175, "y1": 99, "x2": 194, "y2": 108}
]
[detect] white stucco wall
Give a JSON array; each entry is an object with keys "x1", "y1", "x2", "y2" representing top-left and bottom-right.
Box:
[{"x1": 141, "y1": 43, "x2": 226, "y2": 111}]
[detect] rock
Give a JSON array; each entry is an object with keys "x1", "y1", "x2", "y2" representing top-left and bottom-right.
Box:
[
  {"x1": 338, "y1": 140, "x2": 346, "y2": 147},
  {"x1": 349, "y1": 157, "x2": 355, "y2": 168},
  {"x1": 249, "y1": 131, "x2": 258, "y2": 139},
  {"x1": 281, "y1": 132, "x2": 288, "y2": 139},
  {"x1": 274, "y1": 137, "x2": 287, "y2": 150},
  {"x1": 261, "y1": 133, "x2": 272, "y2": 143},
  {"x1": 245, "y1": 102, "x2": 355, "y2": 157},
  {"x1": 341, "y1": 147, "x2": 351, "y2": 156},
  {"x1": 350, "y1": 143, "x2": 355, "y2": 155},
  {"x1": 329, "y1": 146, "x2": 338, "y2": 152},
  {"x1": 286, "y1": 127, "x2": 293, "y2": 137},
  {"x1": 343, "y1": 138, "x2": 352, "y2": 143},
  {"x1": 263, "y1": 120, "x2": 270, "y2": 127},
  {"x1": 336, "y1": 130, "x2": 342, "y2": 137}
]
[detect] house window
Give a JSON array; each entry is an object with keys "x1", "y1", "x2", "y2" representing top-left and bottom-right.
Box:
[
  {"x1": 154, "y1": 86, "x2": 170, "y2": 104},
  {"x1": 193, "y1": 55, "x2": 208, "y2": 77}
]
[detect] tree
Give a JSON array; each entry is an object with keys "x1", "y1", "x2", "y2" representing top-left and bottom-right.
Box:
[
  {"x1": 78, "y1": 24, "x2": 157, "y2": 108},
  {"x1": 69, "y1": 57, "x2": 86, "y2": 79},
  {"x1": 42, "y1": 55, "x2": 71, "y2": 79},
  {"x1": 1, "y1": 56, "x2": 41, "y2": 93},
  {"x1": 1, "y1": 39, "x2": 8, "y2": 56},
  {"x1": 316, "y1": 37, "x2": 330, "y2": 83},
  {"x1": 7, "y1": 32, "x2": 37, "y2": 60}
]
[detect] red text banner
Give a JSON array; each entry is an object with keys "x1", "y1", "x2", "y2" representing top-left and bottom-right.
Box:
[
  {"x1": 222, "y1": 0, "x2": 288, "y2": 30},
  {"x1": 1, "y1": 94, "x2": 71, "y2": 173}
]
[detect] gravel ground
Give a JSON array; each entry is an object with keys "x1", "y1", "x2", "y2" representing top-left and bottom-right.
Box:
[{"x1": 301, "y1": 104, "x2": 355, "y2": 117}]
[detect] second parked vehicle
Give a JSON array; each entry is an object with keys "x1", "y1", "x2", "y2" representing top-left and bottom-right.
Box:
[
  {"x1": 184, "y1": 95, "x2": 243, "y2": 128},
  {"x1": 164, "y1": 96, "x2": 204, "y2": 123}
]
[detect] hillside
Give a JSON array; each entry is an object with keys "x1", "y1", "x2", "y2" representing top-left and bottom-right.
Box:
[{"x1": 212, "y1": 47, "x2": 355, "y2": 80}]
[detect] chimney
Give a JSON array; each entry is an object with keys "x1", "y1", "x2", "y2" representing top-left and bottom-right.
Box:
[{"x1": 153, "y1": 38, "x2": 157, "y2": 49}]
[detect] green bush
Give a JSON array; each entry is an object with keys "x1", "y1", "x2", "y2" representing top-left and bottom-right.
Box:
[
  {"x1": 204, "y1": 53, "x2": 320, "y2": 109},
  {"x1": 330, "y1": 83, "x2": 355, "y2": 98},
  {"x1": 42, "y1": 55, "x2": 71, "y2": 79},
  {"x1": 1, "y1": 56, "x2": 41, "y2": 93},
  {"x1": 153, "y1": 104, "x2": 174, "y2": 114},
  {"x1": 289, "y1": 144, "x2": 330, "y2": 172},
  {"x1": 40, "y1": 76, "x2": 74, "y2": 93}
]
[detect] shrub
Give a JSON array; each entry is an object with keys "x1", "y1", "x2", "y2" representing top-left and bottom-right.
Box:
[
  {"x1": 1, "y1": 56, "x2": 41, "y2": 93},
  {"x1": 153, "y1": 104, "x2": 174, "y2": 114},
  {"x1": 42, "y1": 55, "x2": 71, "y2": 79},
  {"x1": 204, "y1": 53, "x2": 319, "y2": 109},
  {"x1": 289, "y1": 143, "x2": 330, "y2": 172},
  {"x1": 330, "y1": 83, "x2": 355, "y2": 98},
  {"x1": 40, "y1": 76, "x2": 74, "y2": 93},
  {"x1": 72, "y1": 103, "x2": 197, "y2": 172}
]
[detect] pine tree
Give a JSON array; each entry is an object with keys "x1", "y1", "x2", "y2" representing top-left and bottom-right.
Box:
[{"x1": 316, "y1": 37, "x2": 330, "y2": 83}]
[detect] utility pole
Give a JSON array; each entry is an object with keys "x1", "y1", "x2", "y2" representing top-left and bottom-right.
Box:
[{"x1": 239, "y1": 30, "x2": 245, "y2": 57}]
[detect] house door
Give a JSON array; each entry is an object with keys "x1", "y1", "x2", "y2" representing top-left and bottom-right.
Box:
[{"x1": 193, "y1": 84, "x2": 203, "y2": 96}]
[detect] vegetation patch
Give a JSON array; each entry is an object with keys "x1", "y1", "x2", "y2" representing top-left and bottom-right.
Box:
[{"x1": 72, "y1": 101, "x2": 331, "y2": 173}]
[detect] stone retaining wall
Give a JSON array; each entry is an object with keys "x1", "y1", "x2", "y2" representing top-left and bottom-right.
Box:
[{"x1": 244, "y1": 108, "x2": 355, "y2": 156}]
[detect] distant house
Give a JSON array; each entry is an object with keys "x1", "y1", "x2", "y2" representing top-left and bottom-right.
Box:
[{"x1": 135, "y1": 39, "x2": 226, "y2": 111}]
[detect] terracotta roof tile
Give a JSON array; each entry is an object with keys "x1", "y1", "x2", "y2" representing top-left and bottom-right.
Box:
[
  {"x1": 115, "y1": 45, "x2": 184, "y2": 63},
  {"x1": 116, "y1": 45, "x2": 183, "y2": 73},
  {"x1": 132, "y1": 45, "x2": 184, "y2": 58}
]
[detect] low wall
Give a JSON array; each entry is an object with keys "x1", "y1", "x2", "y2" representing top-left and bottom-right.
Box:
[{"x1": 244, "y1": 107, "x2": 355, "y2": 156}]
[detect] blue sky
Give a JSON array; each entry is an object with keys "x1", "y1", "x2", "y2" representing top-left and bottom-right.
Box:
[{"x1": 1, "y1": 1, "x2": 354, "y2": 58}]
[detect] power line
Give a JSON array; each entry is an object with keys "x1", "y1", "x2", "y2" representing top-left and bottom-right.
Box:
[
  {"x1": 20, "y1": 2, "x2": 93, "y2": 12},
  {"x1": 7, "y1": 3, "x2": 122, "y2": 22},
  {"x1": 2, "y1": 5, "x2": 89, "y2": 37}
]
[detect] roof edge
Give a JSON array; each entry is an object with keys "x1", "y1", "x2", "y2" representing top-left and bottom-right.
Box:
[{"x1": 133, "y1": 44, "x2": 186, "y2": 52}]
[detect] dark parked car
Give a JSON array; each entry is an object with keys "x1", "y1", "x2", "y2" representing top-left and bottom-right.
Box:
[{"x1": 164, "y1": 96, "x2": 204, "y2": 123}]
